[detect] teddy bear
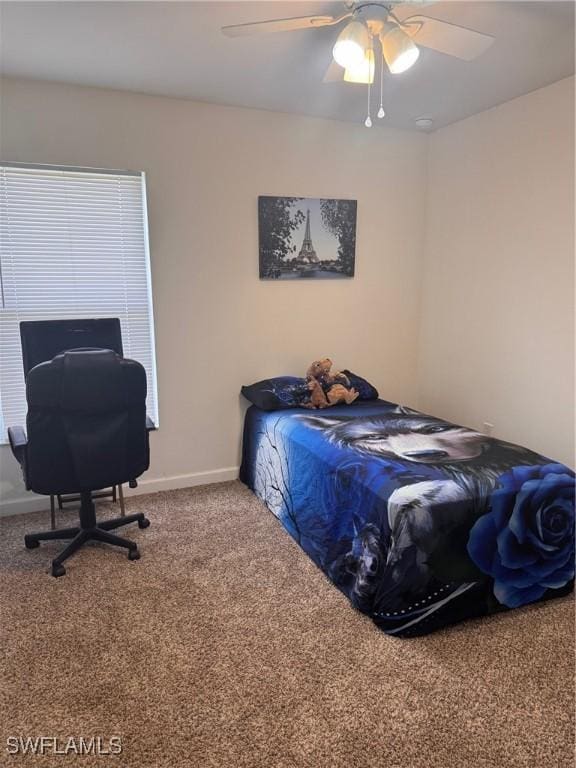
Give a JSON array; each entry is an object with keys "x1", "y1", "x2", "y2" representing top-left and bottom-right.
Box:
[
  {"x1": 304, "y1": 377, "x2": 329, "y2": 409},
  {"x1": 305, "y1": 358, "x2": 359, "y2": 408}
]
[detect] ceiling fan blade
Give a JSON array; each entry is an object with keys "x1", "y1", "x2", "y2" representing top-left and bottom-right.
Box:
[
  {"x1": 323, "y1": 60, "x2": 345, "y2": 83},
  {"x1": 402, "y1": 15, "x2": 495, "y2": 60},
  {"x1": 222, "y1": 14, "x2": 346, "y2": 38}
]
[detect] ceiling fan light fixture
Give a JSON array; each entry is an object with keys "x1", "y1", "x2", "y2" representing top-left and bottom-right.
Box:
[
  {"x1": 343, "y1": 48, "x2": 375, "y2": 84},
  {"x1": 381, "y1": 25, "x2": 420, "y2": 74},
  {"x1": 333, "y1": 20, "x2": 370, "y2": 69}
]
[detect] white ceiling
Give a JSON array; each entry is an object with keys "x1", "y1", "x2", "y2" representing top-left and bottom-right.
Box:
[{"x1": 0, "y1": 1, "x2": 574, "y2": 131}]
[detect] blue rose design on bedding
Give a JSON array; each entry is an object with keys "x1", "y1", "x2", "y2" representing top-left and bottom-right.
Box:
[
  {"x1": 467, "y1": 464, "x2": 575, "y2": 608},
  {"x1": 240, "y1": 400, "x2": 575, "y2": 636}
]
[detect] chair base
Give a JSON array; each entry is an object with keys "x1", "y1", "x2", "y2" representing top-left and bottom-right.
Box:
[{"x1": 24, "y1": 491, "x2": 150, "y2": 577}]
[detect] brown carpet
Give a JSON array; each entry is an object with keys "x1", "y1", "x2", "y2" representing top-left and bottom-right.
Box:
[{"x1": 0, "y1": 481, "x2": 574, "y2": 768}]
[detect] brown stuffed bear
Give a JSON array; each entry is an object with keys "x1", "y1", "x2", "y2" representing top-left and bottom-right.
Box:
[
  {"x1": 305, "y1": 358, "x2": 359, "y2": 408},
  {"x1": 304, "y1": 377, "x2": 329, "y2": 409},
  {"x1": 307, "y1": 358, "x2": 350, "y2": 386}
]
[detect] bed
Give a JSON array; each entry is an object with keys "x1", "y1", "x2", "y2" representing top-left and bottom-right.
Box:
[{"x1": 240, "y1": 399, "x2": 575, "y2": 637}]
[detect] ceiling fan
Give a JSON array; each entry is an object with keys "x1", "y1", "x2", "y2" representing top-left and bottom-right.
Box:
[{"x1": 222, "y1": 2, "x2": 495, "y2": 126}]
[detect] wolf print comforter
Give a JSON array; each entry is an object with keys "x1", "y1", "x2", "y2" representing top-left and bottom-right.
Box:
[{"x1": 240, "y1": 400, "x2": 575, "y2": 637}]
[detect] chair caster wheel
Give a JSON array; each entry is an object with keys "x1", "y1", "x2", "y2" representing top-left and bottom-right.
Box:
[
  {"x1": 138, "y1": 517, "x2": 150, "y2": 529},
  {"x1": 128, "y1": 548, "x2": 140, "y2": 561},
  {"x1": 52, "y1": 563, "x2": 66, "y2": 577},
  {"x1": 25, "y1": 536, "x2": 40, "y2": 549}
]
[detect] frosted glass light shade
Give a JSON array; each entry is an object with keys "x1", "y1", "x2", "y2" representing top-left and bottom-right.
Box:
[
  {"x1": 344, "y1": 48, "x2": 375, "y2": 84},
  {"x1": 333, "y1": 20, "x2": 370, "y2": 69},
  {"x1": 381, "y1": 26, "x2": 420, "y2": 74}
]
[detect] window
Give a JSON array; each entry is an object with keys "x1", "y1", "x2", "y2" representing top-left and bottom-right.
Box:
[{"x1": 0, "y1": 163, "x2": 158, "y2": 442}]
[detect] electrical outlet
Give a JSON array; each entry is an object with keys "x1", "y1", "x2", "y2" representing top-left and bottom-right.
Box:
[{"x1": 483, "y1": 422, "x2": 495, "y2": 436}]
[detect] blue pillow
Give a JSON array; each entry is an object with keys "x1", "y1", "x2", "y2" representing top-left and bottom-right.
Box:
[
  {"x1": 341, "y1": 370, "x2": 379, "y2": 401},
  {"x1": 241, "y1": 376, "x2": 309, "y2": 410},
  {"x1": 241, "y1": 372, "x2": 378, "y2": 411}
]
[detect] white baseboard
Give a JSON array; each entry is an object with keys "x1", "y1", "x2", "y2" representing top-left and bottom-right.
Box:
[
  {"x1": 0, "y1": 466, "x2": 240, "y2": 518},
  {"x1": 135, "y1": 467, "x2": 239, "y2": 494}
]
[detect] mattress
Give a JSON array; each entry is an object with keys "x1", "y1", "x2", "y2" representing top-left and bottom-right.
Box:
[{"x1": 240, "y1": 399, "x2": 575, "y2": 637}]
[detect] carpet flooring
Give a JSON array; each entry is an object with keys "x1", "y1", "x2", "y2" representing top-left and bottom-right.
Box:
[{"x1": 0, "y1": 481, "x2": 574, "y2": 768}]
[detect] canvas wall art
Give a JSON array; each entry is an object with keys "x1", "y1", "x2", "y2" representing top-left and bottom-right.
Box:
[{"x1": 258, "y1": 196, "x2": 357, "y2": 279}]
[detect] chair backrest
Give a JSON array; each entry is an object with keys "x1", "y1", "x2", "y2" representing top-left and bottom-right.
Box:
[{"x1": 25, "y1": 349, "x2": 150, "y2": 495}]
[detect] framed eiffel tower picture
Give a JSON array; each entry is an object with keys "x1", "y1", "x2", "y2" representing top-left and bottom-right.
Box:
[{"x1": 258, "y1": 196, "x2": 357, "y2": 280}]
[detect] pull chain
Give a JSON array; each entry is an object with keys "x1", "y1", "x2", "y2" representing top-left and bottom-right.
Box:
[
  {"x1": 364, "y1": 44, "x2": 373, "y2": 128},
  {"x1": 378, "y1": 49, "x2": 385, "y2": 119}
]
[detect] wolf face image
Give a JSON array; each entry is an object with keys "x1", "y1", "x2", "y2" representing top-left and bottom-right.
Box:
[
  {"x1": 300, "y1": 409, "x2": 491, "y2": 464},
  {"x1": 298, "y1": 407, "x2": 538, "y2": 499},
  {"x1": 298, "y1": 407, "x2": 544, "y2": 616},
  {"x1": 330, "y1": 523, "x2": 384, "y2": 612},
  {"x1": 332, "y1": 482, "x2": 468, "y2": 612}
]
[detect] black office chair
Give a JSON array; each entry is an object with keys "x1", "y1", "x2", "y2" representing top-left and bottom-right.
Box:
[{"x1": 8, "y1": 349, "x2": 155, "y2": 577}]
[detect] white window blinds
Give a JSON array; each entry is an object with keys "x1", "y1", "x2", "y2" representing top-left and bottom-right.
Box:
[{"x1": 0, "y1": 163, "x2": 158, "y2": 442}]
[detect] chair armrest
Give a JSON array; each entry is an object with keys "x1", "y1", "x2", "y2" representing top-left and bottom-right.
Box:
[
  {"x1": 8, "y1": 425, "x2": 28, "y2": 466},
  {"x1": 146, "y1": 416, "x2": 156, "y2": 432}
]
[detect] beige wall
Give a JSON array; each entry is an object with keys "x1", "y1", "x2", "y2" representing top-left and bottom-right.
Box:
[
  {"x1": 0, "y1": 77, "x2": 429, "y2": 513},
  {"x1": 418, "y1": 76, "x2": 575, "y2": 467},
  {"x1": 1, "y1": 75, "x2": 574, "y2": 515}
]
